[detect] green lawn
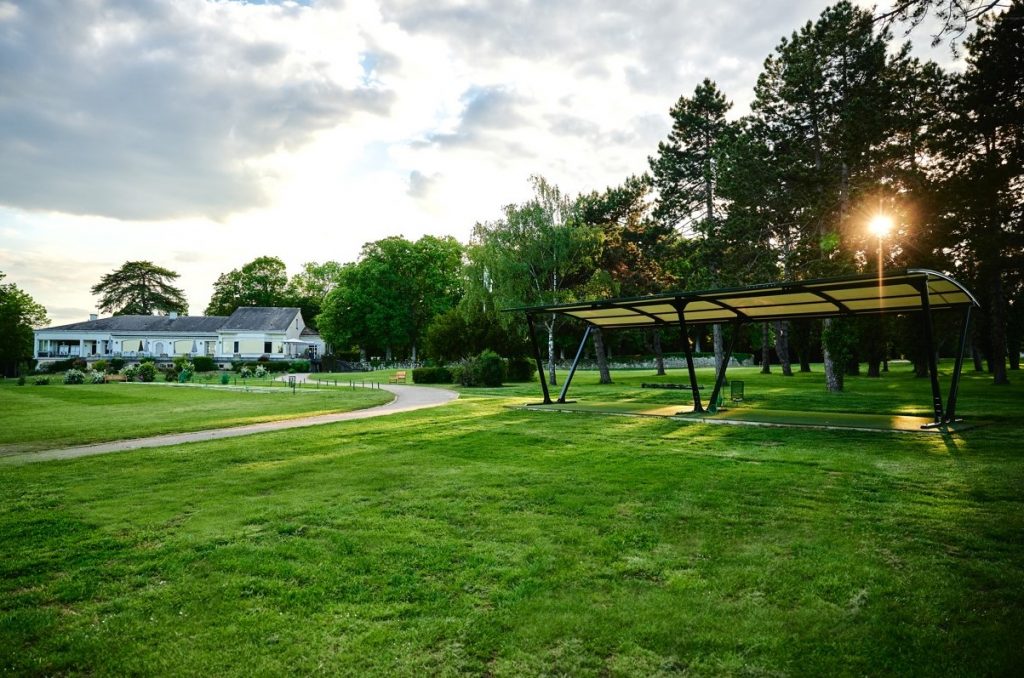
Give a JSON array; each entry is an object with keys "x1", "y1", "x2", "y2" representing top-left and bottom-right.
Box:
[
  {"x1": 0, "y1": 381, "x2": 392, "y2": 455},
  {"x1": 2, "y1": 365, "x2": 1023, "y2": 675}
]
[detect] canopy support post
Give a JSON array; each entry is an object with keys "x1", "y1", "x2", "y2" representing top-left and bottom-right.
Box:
[
  {"x1": 707, "y1": 320, "x2": 741, "y2": 413},
  {"x1": 674, "y1": 303, "x2": 703, "y2": 413},
  {"x1": 944, "y1": 304, "x2": 972, "y2": 424},
  {"x1": 526, "y1": 313, "x2": 551, "y2": 405},
  {"x1": 558, "y1": 325, "x2": 591, "y2": 403},
  {"x1": 918, "y1": 283, "x2": 945, "y2": 424}
]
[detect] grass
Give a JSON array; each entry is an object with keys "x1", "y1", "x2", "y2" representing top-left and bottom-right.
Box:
[
  {"x1": 0, "y1": 380, "x2": 392, "y2": 455},
  {"x1": 1, "y1": 364, "x2": 1023, "y2": 675}
]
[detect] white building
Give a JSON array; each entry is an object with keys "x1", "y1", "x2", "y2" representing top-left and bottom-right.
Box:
[{"x1": 33, "y1": 307, "x2": 327, "y2": 367}]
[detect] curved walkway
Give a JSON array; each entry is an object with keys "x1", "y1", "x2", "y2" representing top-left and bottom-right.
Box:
[{"x1": 3, "y1": 375, "x2": 458, "y2": 465}]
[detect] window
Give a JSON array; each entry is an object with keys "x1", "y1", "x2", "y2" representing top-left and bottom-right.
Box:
[
  {"x1": 233, "y1": 341, "x2": 239, "y2": 353},
  {"x1": 264, "y1": 341, "x2": 272, "y2": 353}
]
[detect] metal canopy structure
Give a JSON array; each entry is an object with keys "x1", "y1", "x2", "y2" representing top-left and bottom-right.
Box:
[{"x1": 511, "y1": 269, "x2": 979, "y2": 430}]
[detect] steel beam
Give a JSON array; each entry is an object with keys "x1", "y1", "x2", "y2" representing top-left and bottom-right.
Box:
[
  {"x1": 707, "y1": 320, "x2": 741, "y2": 412},
  {"x1": 918, "y1": 282, "x2": 945, "y2": 424},
  {"x1": 526, "y1": 314, "x2": 551, "y2": 404},
  {"x1": 675, "y1": 303, "x2": 703, "y2": 413},
  {"x1": 558, "y1": 325, "x2": 592, "y2": 403},
  {"x1": 944, "y1": 304, "x2": 972, "y2": 423}
]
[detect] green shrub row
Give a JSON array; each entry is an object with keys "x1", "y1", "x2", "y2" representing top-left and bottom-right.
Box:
[{"x1": 412, "y1": 367, "x2": 452, "y2": 384}]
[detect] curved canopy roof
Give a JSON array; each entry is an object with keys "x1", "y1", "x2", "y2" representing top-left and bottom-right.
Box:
[{"x1": 510, "y1": 269, "x2": 977, "y2": 329}]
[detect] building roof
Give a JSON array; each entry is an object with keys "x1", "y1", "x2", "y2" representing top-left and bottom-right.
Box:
[
  {"x1": 300, "y1": 326, "x2": 320, "y2": 337},
  {"x1": 509, "y1": 269, "x2": 978, "y2": 329},
  {"x1": 40, "y1": 315, "x2": 228, "y2": 333},
  {"x1": 220, "y1": 307, "x2": 300, "y2": 332}
]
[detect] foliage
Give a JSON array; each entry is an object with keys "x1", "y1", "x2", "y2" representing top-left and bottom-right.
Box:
[
  {"x1": 412, "y1": 367, "x2": 453, "y2": 384},
  {"x1": 290, "y1": 360, "x2": 310, "y2": 372},
  {"x1": 192, "y1": 356, "x2": 215, "y2": 372},
  {"x1": 219, "y1": 372, "x2": 231, "y2": 385},
  {"x1": 505, "y1": 356, "x2": 533, "y2": 382},
  {"x1": 0, "y1": 272, "x2": 49, "y2": 377},
  {"x1": 121, "y1": 365, "x2": 138, "y2": 381},
  {"x1": 239, "y1": 366, "x2": 253, "y2": 379},
  {"x1": 92, "y1": 359, "x2": 107, "y2": 373},
  {"x1": 89, "y1": 371, "x2": 106, "y2": 384},
  {"x1": 205, "y1": 256, "x2": 290, "y2": 316},
  {"x1": 136, "y1": 362, "x2": 156, "y2": 382},
  {"x1": 285, "y1": 261, "x2": 345, "y2": 330},
  {"x1": 62, "y1": 369, "x2": 86, "y2": 385},
  {"x1": 254, "y1": 365, "x2": 268, "y2": 379},
  {"x1": 17, "y1": 375, "x2": 26, "y2": 385},
  {"x1": 44, "y1": 358, "x2": 78, "y2": 374},
  {"x1": 318, "y1": 236, "x2": 463, "y2": 360},
  {"x1": 109, "y1": 357, "x2": 126, "y2": 373},
  {"x1": 90, "y1": 261, "x2": 187, "y2": 316},
  {"x1": 33, "y1": 376, "x2": 49, "y2": 385}
]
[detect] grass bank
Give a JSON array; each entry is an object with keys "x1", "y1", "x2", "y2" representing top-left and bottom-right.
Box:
[
  {"x1": 0, "y1": 381, "x2": 392, "y2": 455},
  {"x1": 1, "y1": 366, "x2": 1022, "y2": 674}
]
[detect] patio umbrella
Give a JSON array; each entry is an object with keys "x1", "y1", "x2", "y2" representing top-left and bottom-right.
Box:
[
  {"x1": 191, "y1": 340, "x2": 199, "y2": 354},
  {"x1": 138, "y1": 340, "x2": 144, "y2": 351}
]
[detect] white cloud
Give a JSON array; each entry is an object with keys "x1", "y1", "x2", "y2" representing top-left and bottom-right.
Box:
[{"x1": 0, "y1": 0, "x2": 962, "y2": 326}]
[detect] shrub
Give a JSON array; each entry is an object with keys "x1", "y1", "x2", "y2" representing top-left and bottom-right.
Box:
[
  {"x1": 239, "y1": 366, "x2": 253, "y2": 379},
  {"x1": 109, "y1": 357, "x2": 126, "y2": 372},
  {"x1": 254, "y1": 365, "x2": 268, "y2": 378},
  {"x1": 164, "y1": 368, "x2": 178, "y2": 382},
  {"x1": 72, "y1": 358, "x2": 87, "y2": 370},
  {"x1": 92, "y1": 359, "x2": 107, "y2": 373},
  {"x1": 136, "y1": 362, "x2": 157, "y2": 382},
  {"x1": 63, "y1": 369, "x2": 86, "y2": 384},
  {"x1": 332, "y1": 350, "x2": 361, "y2": 362},
  {"x1": 290, "y1": 359, "x2": 310, "y2": 373},
  {"x1": 476, "y1": 350, "x2": 504, "y2": 387},
  {"x1": 17, "y1": 376, "x2": 26, "y2": 386},
  {"x1": 90, "y1": 371, "x2": 106, "y2": 384},
  {"x1": 140, "y1": 357, "x2": 155, "y2": 364},
  {"x1": 231, "y1": 360, "x2": 245, "y2": 372},
  {"x1": 412, "y1": 367, "x2": 453, "y2": 384},
  {"x1": 46, "y1": 358, "x2": 78, "y2": 373},
  {"x1": 449, "y1": 364, "x2": 467, "y2": 386},
  {"x1": 121, "y1": 365, "x2": 139, "y2": 381},
  {"x1": 505, "y1": 356, "x2": 533, "y2": 382},
  {"x1": 34, "y1": 376, "x2": 50, "y2": 385},
  {"x1": 193, "y1": 356, "x2": 215, "y2": 372},
  {"x1": 220, "y1": 372, "x2": 231, "y2": 385}
]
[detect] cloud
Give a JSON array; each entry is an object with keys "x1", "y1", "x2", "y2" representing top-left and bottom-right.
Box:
[{"x1": 0, "y1": 0, "x2": 395, "y2": 221}]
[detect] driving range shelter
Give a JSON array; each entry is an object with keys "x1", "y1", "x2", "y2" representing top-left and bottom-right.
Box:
[{"x1": 512, "y1": 269, "x2": 979, "y2": 430}]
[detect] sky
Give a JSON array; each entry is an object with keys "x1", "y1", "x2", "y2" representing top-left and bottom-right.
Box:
[{"x1": 0, "y1": 0, "x2": 961, "y2": 327}]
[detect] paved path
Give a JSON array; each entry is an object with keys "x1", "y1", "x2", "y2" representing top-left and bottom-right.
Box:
[{"x1": 3, "y1": 375, "x2": 458, "y2": 465}]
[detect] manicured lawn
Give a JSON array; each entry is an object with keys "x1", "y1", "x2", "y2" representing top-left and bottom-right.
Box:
[
  {"x1": 1, "y1": 365, "x2": 1022, "y2": 675},
  {"x1": 0, "y1": 381, "x2": 392, "y2": 455}
]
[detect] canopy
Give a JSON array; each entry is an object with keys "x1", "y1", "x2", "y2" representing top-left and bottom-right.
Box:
[
  {"x1": 511, "y1": 269, "x2": 977, "y2": 329},
  {"x1": 510, "y1": 268, "x2": 978, "y2": 430}
]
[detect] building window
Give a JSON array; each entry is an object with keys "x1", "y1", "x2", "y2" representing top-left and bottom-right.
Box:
[
  {"x1": 264, "y1": 341, "x2": 272, "y2": 354},
  {"x1": 233, "y1": 341, "x2": 239, "y2": 353}
]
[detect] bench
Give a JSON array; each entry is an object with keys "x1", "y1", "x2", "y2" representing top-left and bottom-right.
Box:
[{"x1": 388, "y1": 371, "x2": 407, "y2": 384}]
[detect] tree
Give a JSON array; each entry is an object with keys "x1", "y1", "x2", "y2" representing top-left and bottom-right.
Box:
[
  {"x1": 649, "y1": 78, "x2": 735, "y2": 373},
  {"x1": 205, "y1": 256, "x2": 289, "y2": 316},
  {"x1": 317, "y1": 236, "x2": 463, "y2": 361},
  {"x1": 747, "y1": 2, "x2": 894, "y2": 391},
  {"x1": 285, "y1": 260, "x2": 345, "y2": 329},
  {"x1": 0, "y1": 272, "x2": 49, "y2": 376},
  {"x1": 579, "y1": 174, "x2": 677, "y2": 380},
  {"x1": 932, "y1": 2, "x2": 1024, "y2": 385},
  {"x1": 875, "y1": 0, "x2": 1006, "y2": 51},
  {"x1": 91, "y1": 261, "x2": 188, "y2": 316},
  {"x1": 472, "y1": 176, "x2": 603, "y2": 385}
]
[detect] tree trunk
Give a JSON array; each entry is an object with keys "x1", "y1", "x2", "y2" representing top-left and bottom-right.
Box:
[
  {"x1": 971, "y1": 340, "x2": 984, "y2": 372},
  {"x1": 653, "y1": 329, "x2": 666, "y2": 376},
  {"x1": 988, "y1": 269, "x2": 1010, "y2": 385},
  {"x1": 546, "y1": 316, "x2": 557, "y2": 386},
  {"x1": 411, "y1": 343, "x2": 417, "y2": 364},
  {"x1": 385, "y1": 346, "x2": 392, "y2": 362},
  {"x1": 712, "y1": 324, "x2": 724, "y2": 375},
  {"x1": 867, "y1": 359, "x2": 881, "y2": 377},
  {"x1": 822, "y1": 318, "x2": 842, "y2": 392},
  {"x1": 792, "y1": 319, "x2": 812, "y2": 372},
  {"x1": 773, "y1": 320, "x2": 793, "y2": 376},
  {"x1": 694, "y1": 332, "x2": 702, "y2": 354},
  {"x1": 593, "y1": 328, "x2": 612, "y2": 384},
  {"x1": 760, "y1": 323, "x2": 771, "y2": 374}
]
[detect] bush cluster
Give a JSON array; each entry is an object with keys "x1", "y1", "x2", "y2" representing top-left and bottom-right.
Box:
[
  {"x1": 90, "y1": 371, "x2": 106, "y2": 384},
  {"x1": 34, "y1": 376, "x2": 50, "y2": 385},
  {"x1": 452, "y1": 350, "x2": 505, "y2": 387},
  {"x1": 109, "y1": 357, "x2": 126, "y2": 373},
  {"x1": 505, "y1": 356, "x2": 533, "y2": 382},
  {"x1": 290, "y1": 359, "x2": 310, "y2": 372},
  {"x1": 254, "y1": 365, "x2": 268, "y2": 378},
  {"x1": 63, "y1": 369, "x2": 86, "y2": 384},
  {"x1": 412, "y1": 367, "x2": 453, "y2": 384}
]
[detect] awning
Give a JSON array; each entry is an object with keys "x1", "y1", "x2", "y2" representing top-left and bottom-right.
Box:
[
  {"x1": 510, "y1": 269, "x2": 977, "y2": 329},
  {"x1": 508, "y1": 268, "x2": 978, "y2": 429}
]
